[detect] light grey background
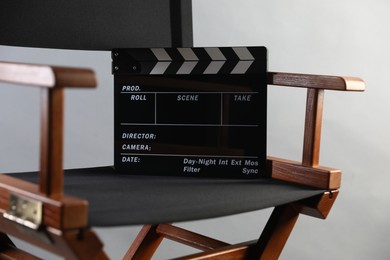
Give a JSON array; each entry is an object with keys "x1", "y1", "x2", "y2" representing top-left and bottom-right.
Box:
[{"x1": 0, "y1": 0, "x2": 389, "y2": 259}]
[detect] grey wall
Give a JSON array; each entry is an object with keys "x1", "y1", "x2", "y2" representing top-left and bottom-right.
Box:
[{"x1": 1, "y1": 0, "x2": 389, "y2": 259}]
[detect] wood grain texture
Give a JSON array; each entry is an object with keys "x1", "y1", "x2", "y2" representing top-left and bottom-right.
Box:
[
  {"x1": 0, "y1": 175, "x2": 88, "y2": 230},
  {"x1": 172, "y1": 205, "x2": 301, "y2": 259},
  {"x1": 267, "y1": 157, "x2": 341, "y2": 189},
  {"x1": 173, "y1": 240, "x2": 258, "y2": 260},
  {"x1": 267, "y1": 72, "x2": 365, "y2": 91},
  {"x1": 63, "y1": 229, "x2": 108, "y2": 260},
  {"x1": 0, "y1": 218, "x2": 106, "y2": 260},
  {"x1": 302, "y1": 88, "x2": 324, "y2": 167},
  {"x1": 255, "y1": 204, "x2": 300, "y2": 260},
  {"x1": 39, "y1": 88, "x2": 65, "y2": 196},
  {"x1": 0, "y1": 61, "x2": 96, "y2": 88},
  {"x1": 0, "y1": 61, "x2": 97, "y2": 196},
  {"x1": 123, "y1": 225, "x2": 163, "y2": 260},
  {"x1": 0, "y1": 62, "x2": 55, "y2": 87},
  {"x1": 294, "y1": 190, "x2": 339, "y2": 219},
  {"x1": 156, "y1": 224, "x2": 230, "y2": 252}
]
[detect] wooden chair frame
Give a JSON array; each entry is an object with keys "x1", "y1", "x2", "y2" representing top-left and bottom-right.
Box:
[{"x1": 0, "y1": 61, "x2": 365, "y2": 259}]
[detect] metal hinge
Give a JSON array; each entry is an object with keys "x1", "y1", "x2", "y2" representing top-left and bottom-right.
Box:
[{"x1": 3, "y1": 193, "x2": 43, "y2": 230}]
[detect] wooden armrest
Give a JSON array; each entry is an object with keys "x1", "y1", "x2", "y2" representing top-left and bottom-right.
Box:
[
  {"x1": 0, "y1": 61, "x2": 96, "y2": 88},
  {"x1": 1, "y1": 61, "x2": 97, "y2": 197},
  {"x1": 267, "y1": 72, "x2": 365, "y2": 177},
  {"x1": 267, "y1": 72, "x2": 365, "y2": 91},
  {"x1": 267, "y1": 157, "x2": 341, "y2": 189},
  {"x1": 0, "y1": 175, "x2": 88, "y2": 230}
]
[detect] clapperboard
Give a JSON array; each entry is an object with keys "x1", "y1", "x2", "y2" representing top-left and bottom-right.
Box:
[{"x1": 112, "y1": 47, "x2": 267, "y2": 178}]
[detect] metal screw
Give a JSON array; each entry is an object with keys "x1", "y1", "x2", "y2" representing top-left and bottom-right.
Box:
[
  {"x1": 114, "y1": 66, "x2": 119, "y2": 70},
  {"x1": 114, "y1": 52, "x2": 119, "y2": 57},
  {"x1": 132, "y1": 66, "x2": 137, "y2": 71}
]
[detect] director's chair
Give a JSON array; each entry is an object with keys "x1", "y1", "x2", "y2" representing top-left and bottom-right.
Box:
[
  {"x1": 0, "y1": 1, "x2": 365, "y2": 259},
  {"x1": 0, "y1": 64, "x2": 365, "y2": 259}
]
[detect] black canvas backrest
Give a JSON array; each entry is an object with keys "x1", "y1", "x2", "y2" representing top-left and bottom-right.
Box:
[{"x1": 0, "y1": 0, "x2": 193, "y2": 50}]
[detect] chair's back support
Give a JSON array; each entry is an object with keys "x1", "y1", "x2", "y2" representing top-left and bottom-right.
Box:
[{"x1": 0, "y1": 0, "x2": 193, "y2": 50}]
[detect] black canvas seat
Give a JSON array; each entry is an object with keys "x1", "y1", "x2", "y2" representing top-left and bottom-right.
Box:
[{"x1": 8, "y1": 167, "x2": 324, "y2": 226}]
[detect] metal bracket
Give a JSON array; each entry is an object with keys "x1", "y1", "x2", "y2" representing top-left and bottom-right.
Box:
[{"x1": 3, "y1": 193, "x2": 43, "y2": 230}]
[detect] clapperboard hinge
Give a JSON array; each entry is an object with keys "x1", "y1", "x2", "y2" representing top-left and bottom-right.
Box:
[{"x1": 112, "y1": 47, "x2": 265, "y2": 75}]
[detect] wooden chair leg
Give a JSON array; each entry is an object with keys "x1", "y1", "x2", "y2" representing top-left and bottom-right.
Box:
[
  {"x1": 125, "y1": 224, "x2": 232, "y2": 259},
  {"x1": 0, "y1": 216, "x2": 107, "y2": 260},
  {"x1": 172, "y1": 240, "x2": 258, "y2": 260},
  {"x1": 125, "y1": 192, "x2": 336, "y2": 260},
  {"x1": 62, "y1": 229, "x2": 109, "y2": 260},
  {"x1": 295, "y1": 190, "x2": 339, "y2": 219},
  {"x1": 156, "y1": 224, "x2": 230, "y2": 251},
  {"x1": 255, "y1": 204, "x2": 300, "y2": 259},
  {"x1": 177, "y1": 205, "x2": 299, "y2": 259},
  {"x1": 123, "y1": 225, "x2": 164, "y2": 260},
  {"x1": 125, "y1": 206, "x2": 299, "y2": 260}
]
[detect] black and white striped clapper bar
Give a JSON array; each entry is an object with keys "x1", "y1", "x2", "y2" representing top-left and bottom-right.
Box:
[{"x1": 112, "y1": 47, "x2": 267, "y2": 178}]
